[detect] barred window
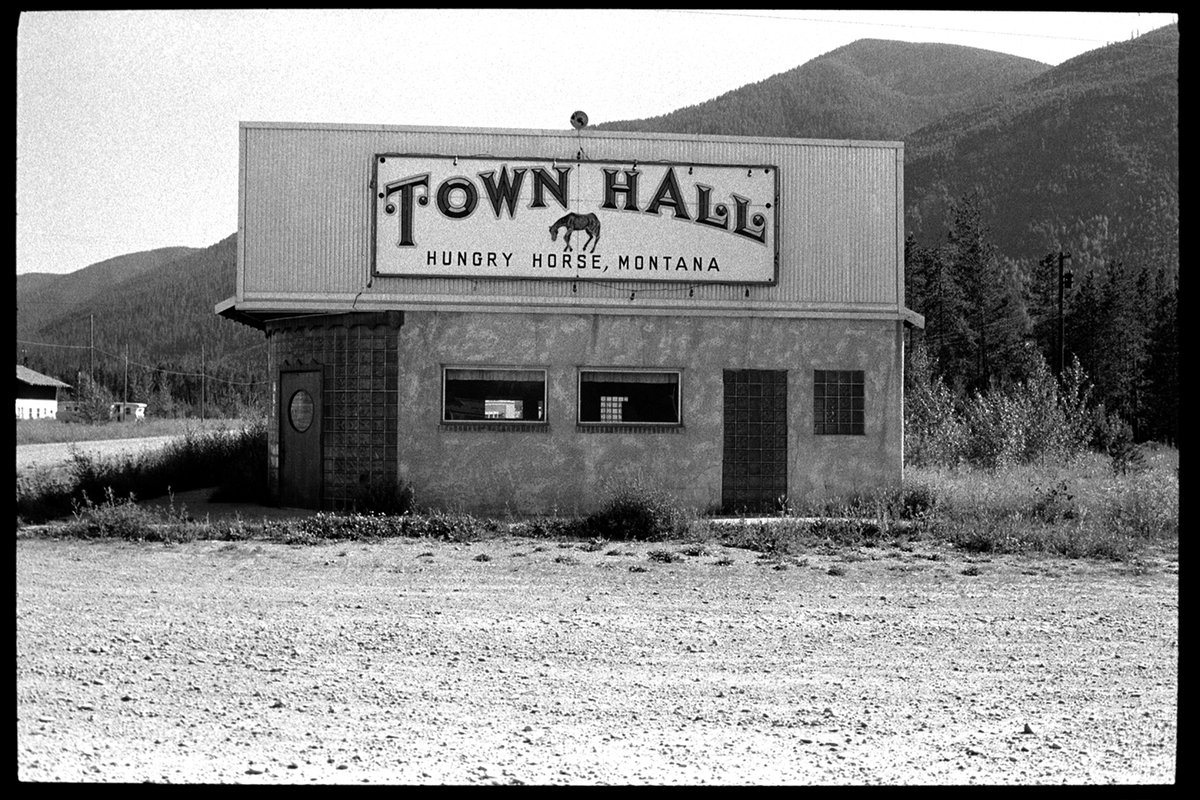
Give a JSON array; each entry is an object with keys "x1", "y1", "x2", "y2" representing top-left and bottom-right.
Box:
[
  {"x1": 442, "y1": 367, "x2": 545, "y2": 422},
  {"x1": 813, "y1": 370, "x2": 864, "y2": 435}
]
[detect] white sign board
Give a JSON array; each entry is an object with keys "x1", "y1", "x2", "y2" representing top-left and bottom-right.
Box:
[{"x1": 372, "y1": 155, "x2": 778, "y2": 283}]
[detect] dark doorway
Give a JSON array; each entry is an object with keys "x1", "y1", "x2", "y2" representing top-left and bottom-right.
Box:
[{"x1": 721, "y1": 369, "x2": 788, "y2": 513}]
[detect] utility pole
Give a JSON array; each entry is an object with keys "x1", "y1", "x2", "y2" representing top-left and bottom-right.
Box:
[
  {"x1": 1058, "y1": 251, "x2": 1073, "y2": 375},
  {"x1": 201, "y1": 343, "x2": 205, "y2": 421},
  {"x1": 124, "y1": 343, "x2": 130, "y2": 411},
  {"x1": 89, "y1": 314, "x2": 94, "y2": 382}
]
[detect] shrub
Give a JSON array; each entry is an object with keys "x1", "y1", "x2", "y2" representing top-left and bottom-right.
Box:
[
  {"x1": 205, "y1": 421, "x2": 269, "y2": 503},
  {"x1": 1100, "y1": 414, "x2": 1147, "y2": 476},
  {"x1": 911, "y1": 452, "x2": 1179, "y2": 561},
  {"x1": 59, "y1": 487, "x2": 161, "y2": 541},
  {"x1": 1097, "y1": 470, "x2": 1178, "y2": 541},
  {"x1": 1031, "y1": 480, "x2": 1077, "y2": 524},
  {"x1": 896, "y1": 483, "x2": 939, "y2": 521},
  {"x1": 400, "y1": 510, "x2": 499, "y2": 542},
  {"x1": 905, "y1": 343, "x2": 967, "y2": 467},
  {"x1": 32, "y1": 421, "x2": 273, "y2": 516},
  {"x1": 905, "y1": 346, "x2": 1104, "y2": 470},
  {"x1": 16, "y1": 468, "x2": 75, "y2": 525},
  {"x1": 583, "y1": 477, "x2": 692, "y2": 541}
]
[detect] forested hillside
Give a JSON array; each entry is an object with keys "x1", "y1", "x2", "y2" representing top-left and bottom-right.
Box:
[
  {"x1": 17, "y1": 246, "x2": 198, "y2": 343},
  {"x1": 904, "y1": 23, "x2": 1178, "y2": 266},
  {"x1": 16, "y1": 235, "x2": 266, "y2": 417},
  {"x1": 598, "y1": 39, "x2": 1048, "y2": 141},
  {"x1": 902, "y1": 25, "x2": 1178, "y2": 444}
]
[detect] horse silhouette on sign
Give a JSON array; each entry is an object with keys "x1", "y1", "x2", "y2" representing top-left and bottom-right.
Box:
[{"x1": 549, "y1": 212, "x2": 601, "y2": 253}]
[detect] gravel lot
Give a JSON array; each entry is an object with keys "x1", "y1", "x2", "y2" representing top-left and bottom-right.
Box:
[{"x1": 16, "y1": 534, "x2": 1177, "y2": 785}]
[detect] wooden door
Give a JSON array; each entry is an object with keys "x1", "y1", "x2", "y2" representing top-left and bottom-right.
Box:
[{"x1": 279, "y1": 370, "x2": 322, "y2": 509}]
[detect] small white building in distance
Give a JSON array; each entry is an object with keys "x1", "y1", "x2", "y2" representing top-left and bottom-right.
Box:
[
  {"x1": 110, "y1": 402, "x2": 148, "y2": 422},
  {"x1": 15, "y1": 365, "x2": 70, "y2": 420}
]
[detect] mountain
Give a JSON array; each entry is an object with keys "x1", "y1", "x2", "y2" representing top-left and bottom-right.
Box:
[
  {"x1": 597, "y1": 29, "x2": 1178, "y2": 274},
  {"x1": 16, "y1": 235, "x2": 265, "y2": 414},
  {"x1": 17, "y1": 246, "x2": 199, "y2": 342},
  {"x1": 597, "y1": 39, "x2": 1049, "y2": 141},
  {"x1": 903, "y1": 23, "x2": 1178, "y2": 266}
]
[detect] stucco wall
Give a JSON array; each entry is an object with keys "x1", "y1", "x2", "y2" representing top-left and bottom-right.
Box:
[{"x1": 396, "y1": 310, "x2": 903, "y2": 515}]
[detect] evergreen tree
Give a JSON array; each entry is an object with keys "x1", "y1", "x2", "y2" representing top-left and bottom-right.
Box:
[
  {"x1": 1025, "y1": 251, "x2": 1068, "y2": 371},
  {"x1": 1092, "y1": 261, "x2": 1151, "y2": 435},
  {"x1": 1140, "y1": 272, "x2": 1178, "y2": 444},
  {"x1": 905, "y1": 233, "x2": 973, "y2": 390},
  {"x1": 943, "y1": 192, "x2": 1029, "y2": 391},
  {"x1": 71, "y1": 373, "x2": 115, "y2": 424}
]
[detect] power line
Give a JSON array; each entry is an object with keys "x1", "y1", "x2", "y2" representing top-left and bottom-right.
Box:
[{"x1": 16, "y1": 338, "x2": 266, "y2": 388}]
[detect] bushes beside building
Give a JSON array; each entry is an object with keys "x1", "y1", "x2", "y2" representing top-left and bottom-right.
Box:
[{"x1": 906, "y1": 342, "x2": 1133, "y2": 472}]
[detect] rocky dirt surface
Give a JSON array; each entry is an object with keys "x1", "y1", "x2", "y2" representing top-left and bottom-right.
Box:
[{"x1": 16, "y1": 535, "x2": 1178, "y2": 785}]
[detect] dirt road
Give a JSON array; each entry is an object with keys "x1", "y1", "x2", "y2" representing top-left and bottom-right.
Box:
[
  {"x1": 16, "y1": 437, "x2": 177, "y2": 473},
  {"x1": 16, "y1": 535, "x2": 1177, "y2": 784}
]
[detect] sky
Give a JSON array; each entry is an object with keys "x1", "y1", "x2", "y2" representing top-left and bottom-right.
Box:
[{"x1": 16, "y1": 9, "x2": 1178, "y2": 277}]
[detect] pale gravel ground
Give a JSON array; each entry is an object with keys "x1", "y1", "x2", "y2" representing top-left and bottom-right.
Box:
[{"x1": 16, "y1": 535, "x2": 1177, "y2": 785}]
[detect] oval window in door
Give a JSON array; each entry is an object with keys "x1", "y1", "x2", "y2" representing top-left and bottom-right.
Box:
[{"x1": 288, "y1": 390, "x2": 314, "y2": 433}]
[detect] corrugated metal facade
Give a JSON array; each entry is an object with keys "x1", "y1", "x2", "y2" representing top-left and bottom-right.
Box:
[{"x1": 236, "y1": 122, "x2": 904, "y2": 317}]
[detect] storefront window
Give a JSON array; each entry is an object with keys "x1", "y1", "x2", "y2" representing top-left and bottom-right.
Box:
[
  {"x1": 578, "y1": 370, "x2": 680, "y2": 424},
  {"x1": 443, "y1": 368, "x2": 546, "y2": 422}
]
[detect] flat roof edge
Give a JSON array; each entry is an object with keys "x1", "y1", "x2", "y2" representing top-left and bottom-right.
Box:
[{"x1": 238, "y1": 121, "x2": 904, "y2": 149}]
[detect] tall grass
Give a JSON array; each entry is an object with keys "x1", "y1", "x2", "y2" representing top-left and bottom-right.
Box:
[
  {"x1": 16, "y1": 417, "x2": 249, "y2": 446},
  {"x1": 16, "y1": 420, "x2": 268, "y2": 524},
  {"x1": 909, "y1": 446, "x2": 1178, "y2": 559},
  {"x1": 17, "y1": 416, "x2": 1178, "y2": 564}
]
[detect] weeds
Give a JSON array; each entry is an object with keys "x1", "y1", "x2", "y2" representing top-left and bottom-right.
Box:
[
  {"x1": 582, "y1": 476, "x2": 693, "y2": 541},
  {"x1": 17, "y1": 421, "x2": 269, "y2": 523},
  {"x1": 913, "y1": 452, "x2": 1177, "y2": 560},
  {"x1": 18, "y1": 420, "x2": 1177, "y2": 567}
]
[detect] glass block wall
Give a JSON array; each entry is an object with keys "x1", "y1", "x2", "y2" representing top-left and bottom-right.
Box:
[{"x1": 267, "y1": 312, "x2": 401, "y2": 510}]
